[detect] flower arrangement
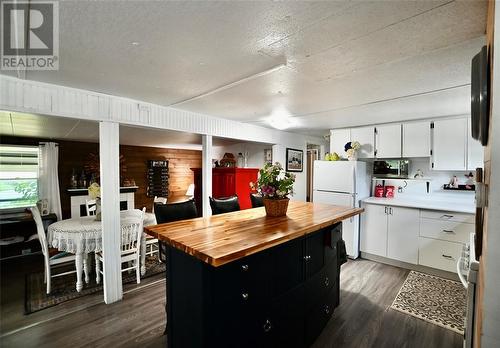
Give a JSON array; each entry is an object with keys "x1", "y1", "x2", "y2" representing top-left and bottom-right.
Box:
[
  {"x1": 88, "y1": 182, "x2": 101, "y2": 199},
  {"x1": 344, "y1": 141, "x2": 361, "y2": 161},
  {"x1": 87, "y1": 183, "x2": 101, "y2": 220},
  {"x1": 251, "y1": 162, "x2": 295, "y2": 199}
]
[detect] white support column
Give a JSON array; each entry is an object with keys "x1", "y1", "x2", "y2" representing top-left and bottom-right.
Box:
[
  {"x1": 202, "y1": 135, "x2": 213, "y2": 218},
  {"x1": 99, "y1": 121, "x2": 122, "y2": 304}
]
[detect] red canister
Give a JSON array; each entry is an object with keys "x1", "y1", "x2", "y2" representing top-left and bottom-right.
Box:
[
  {"x1": 374, "y1": 185, "x2": 385, "y2": 198},
  {"x1": 385, "y1": 186, "x2": 395, "y2": 198}
]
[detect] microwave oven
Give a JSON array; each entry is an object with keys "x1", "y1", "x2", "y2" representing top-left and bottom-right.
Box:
[{"x1": 373, "y1": 160, "x2": 409, "y2": 178}]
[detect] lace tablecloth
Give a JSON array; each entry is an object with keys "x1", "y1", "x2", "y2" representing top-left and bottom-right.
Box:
[{"x1": 48, "y1": 211, "x2": 151, "y2": 254}]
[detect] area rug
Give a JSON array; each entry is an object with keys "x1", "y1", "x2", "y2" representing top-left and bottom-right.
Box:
[
  {"x1": 390, "y1": 270, "x2": 466, "y2": 334},
  {"x1": 25, "y1": 257, "x2": 165, "y2": 314}
]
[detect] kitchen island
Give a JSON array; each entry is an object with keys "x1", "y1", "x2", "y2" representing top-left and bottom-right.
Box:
[{"x1": 145, "y1": 201, "x2": 363, "y2": 348}]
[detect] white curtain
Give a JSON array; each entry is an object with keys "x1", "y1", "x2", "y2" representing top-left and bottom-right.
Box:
[{"x1": 39, "y1": 142, "x2": 62, "y2": 220}]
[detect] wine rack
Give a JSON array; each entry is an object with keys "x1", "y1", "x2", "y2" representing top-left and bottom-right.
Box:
[{"x1": 147, "y1": 160, "x2": 169, "y2": 198}]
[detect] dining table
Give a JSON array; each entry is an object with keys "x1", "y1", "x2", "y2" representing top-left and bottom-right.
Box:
[{"x1": 47, "y1": 210, "x2": 156, "y2": 292}]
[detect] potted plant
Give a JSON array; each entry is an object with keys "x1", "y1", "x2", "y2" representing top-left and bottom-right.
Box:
[{"x1": 251, "y1": 162, "x2": 295, "y2": 217}]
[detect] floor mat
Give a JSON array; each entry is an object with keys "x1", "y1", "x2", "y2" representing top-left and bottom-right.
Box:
[
  {"x1": 25, "y1": 257, "x2": 165, "y2": 314},
  {"x1": 390, "y1": 270, "x2": 466, "y2": 334}
]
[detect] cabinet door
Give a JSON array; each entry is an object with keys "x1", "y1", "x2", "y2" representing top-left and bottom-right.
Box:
[
  {"x1": 467, "y1": 118, "x2": 484, "y2": 170},
  {"x1": 268, "y1": 286, "x2": 305, "y2": 348},
  {"x1": 270, "y1": 237, "x2": 304, "y2": 297},
  {"x1": 360, "y1": 204, "x2": 388, "y2": 256},
  {"x1": 432, "y1": 118, "x2": 467, "y2": 170},
  {"x1": 350, "y1": 126, "x2": 375, "y2": 158},
  {"x1": 403, "y1": 121, "x2": 431, "y2": 157},
  {"x1": 329, "y1": 129, "x2": 350, "y2": 156},
  {"x1": 305, "y1": 229, "x2": 326, "y2": 279},
  {"x1": 387, "y1": 207, "x2": 419, "y2": 264},
  {"x1": 375, "y1": 124, "x2": 401, "y2": 158}
]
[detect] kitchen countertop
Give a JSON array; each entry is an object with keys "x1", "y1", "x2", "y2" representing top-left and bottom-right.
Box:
[
  {"x1": 144, "y1": 201, "x2": 362, "y2": 267},
  {"x1": 362, "y1": 196, "x2": 475, "y2": 214}
]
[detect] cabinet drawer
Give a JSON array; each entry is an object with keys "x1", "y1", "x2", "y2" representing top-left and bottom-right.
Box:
[
  {"x1": 420, "y1": 218, "x2": 473, "y2": 244},
  {"x1": 420, "y1": 210, "x2": 474, "y2": 224},
  {"x1": 305, "y1": 258, "x2": 337, "y2": 311},
  {"x1": 305, "y1": 285, "x2": 338, "y2": 346},
  {"x1": 418, "y1": 237, "x2": 463, "y2": 273}
]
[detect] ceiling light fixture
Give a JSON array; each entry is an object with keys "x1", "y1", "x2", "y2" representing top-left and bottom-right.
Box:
[
  {"x1": 131, "y1": 41, "x2": 140, "y2": 46},
  {"x1": 268, "y1": 106, "x2": 296, "y2": 130}
]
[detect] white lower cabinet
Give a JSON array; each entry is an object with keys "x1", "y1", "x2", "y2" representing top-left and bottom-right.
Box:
[
  {"x1": 360, "y1": 204, "x2": 388, "y2": 257},
  {"x1": 360, "y1": 204, "x2": 419, "y2": 264},
  {"x1": 361, "y1": 203, "x2": 474, "y2": 273},
  {"x1": 418, "y1": 237, "x2": 463, "y2": 273},
  {"x1": 387, "y1": 207, "x2": 420, "y2": 264}
]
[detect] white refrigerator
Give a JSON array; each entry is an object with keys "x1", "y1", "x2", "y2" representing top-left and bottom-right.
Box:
[{"x1": 312, "y1": 161, "x2": 371, "y2": 259}]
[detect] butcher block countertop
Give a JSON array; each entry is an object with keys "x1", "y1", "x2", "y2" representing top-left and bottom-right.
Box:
[{"x1": 144, "y1": 201, "x2": 363, "y2": 267}]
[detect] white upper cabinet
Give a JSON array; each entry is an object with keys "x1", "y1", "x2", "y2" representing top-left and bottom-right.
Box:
[
  {"x1": 402, "y1": 121, "x2": 431, "y2": 158},
  {"x1": 375, "y1": 124, "x2": 401, "y2": 158},
  {"x1": 329, "y1": 129, "x2": 351, "y2": 156},
  {"x1": 350, "y1": 126, "x2": 375, "y2": 158},
  {"x1": 467, "y1": 118, "x2": 484, "y2": 170},
  {"x1": 432, "y1": 118, "x2": 467, "y2": 171}
]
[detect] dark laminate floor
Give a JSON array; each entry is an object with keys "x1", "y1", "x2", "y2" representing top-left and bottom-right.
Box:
[{"x1": 0, "y1": 258, "x2": 462, "y2": 348}]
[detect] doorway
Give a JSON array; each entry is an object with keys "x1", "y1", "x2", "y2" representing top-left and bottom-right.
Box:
[{"x1": 306, "y1": 145, "x2": 320, "y2": 202}]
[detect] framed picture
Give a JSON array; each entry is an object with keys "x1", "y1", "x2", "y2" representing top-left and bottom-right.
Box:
[
  {"x1": 286, "y1": 148, "x2": 303, "y2": 172},
  {"x1": 264, "y1": 149, "x2": 272, "y2": 164}
]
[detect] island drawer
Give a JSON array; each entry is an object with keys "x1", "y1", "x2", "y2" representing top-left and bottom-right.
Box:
[
  {"x1": 420, "y1": 218, "x2": 473, "y2": 244},
  {"x1": 305, "y1": 285, "x2": 338, "y2": 346},
  {"x1": 305, "y1": 258, "x2": 337, "y2": 311},
  {"x1": 420, "y1": 210, "x2": 474, "y2": 224},
  {"x1": 418, "y1": 237, "x2": 463, "y2": 273}
]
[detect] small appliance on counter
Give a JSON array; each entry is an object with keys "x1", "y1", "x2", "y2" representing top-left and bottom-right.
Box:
[{"x1": 373, "y1": 160, "x2": 409, "y2": 178}]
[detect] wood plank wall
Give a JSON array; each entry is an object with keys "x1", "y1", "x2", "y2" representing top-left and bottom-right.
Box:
[{"x1": 0, "y1": 136, "x2": 201, "y2": 218}]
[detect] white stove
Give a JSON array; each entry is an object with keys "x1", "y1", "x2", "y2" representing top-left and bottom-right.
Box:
[{"x1": 457, "y1": 233, "x2": 480, "y2": 348}]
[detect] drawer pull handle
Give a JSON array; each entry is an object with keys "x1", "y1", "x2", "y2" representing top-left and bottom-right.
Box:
[
  {"x1": 442, "y1": 229, "x2": 455, "y2": 234},
  {"x1": 242, "y1": 292, "x2": 249, "y2": 300},
  {"x1": 324, "y1": 304, "x2": 330, "y2": 315},
  {"x1": 263, "y1": 319, "x2": 272, "y2": 333},
  {"x1": 324, "y1": 276, "x2": 330, "y2": 287},
  {"x1": 442, "y1": 254, "x2": 454, "y2": 260},
  {"x1": 440, "y1": 214, "x2": 454, "y2": 219},
  {"x1": 241, "y1": 264, "x2": 249, "y2": 271}
]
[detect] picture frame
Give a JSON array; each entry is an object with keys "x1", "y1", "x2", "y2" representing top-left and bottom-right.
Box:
[
  {"x1": 264, "y1": 148, "x2": 272, "y2": 164},
  {"x1": 286, "y1": 148, "x2": 303, "y2": 172}
]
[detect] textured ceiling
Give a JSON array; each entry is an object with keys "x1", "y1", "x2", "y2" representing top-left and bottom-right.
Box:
[{"x1": 1, "y1": 1, "x2": 487, "y2": 136}]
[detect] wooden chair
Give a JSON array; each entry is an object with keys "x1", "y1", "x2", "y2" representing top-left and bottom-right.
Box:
[
  {"x1": 85, "y1": 199, "x2": 96, "y2": 216},
  {"x1": 145, "y1": 196, "x2": 167, "y2": 259},
  {"x1": 30, "y1": 206, "x2": 83, "y2": 294},
  {"x1": 209, "y1": 196, "x2": 240, "y2": 215},
  {"x1": 95, "y1": 208, "x2": 145, "y2": 284}
]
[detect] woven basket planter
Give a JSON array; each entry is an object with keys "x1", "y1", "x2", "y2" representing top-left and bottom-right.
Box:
[{"x1": 263, "y1": 198, "x2": 289, "y2": 217}]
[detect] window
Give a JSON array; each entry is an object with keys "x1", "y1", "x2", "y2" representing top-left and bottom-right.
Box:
[{"x1": 0, "y1": 145, "x2": 39, "y2": 209}]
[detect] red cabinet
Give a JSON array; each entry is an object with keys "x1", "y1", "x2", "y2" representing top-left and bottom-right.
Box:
[{"x1": 192, "y1": 167, "x2": 259, "y2": 212}]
